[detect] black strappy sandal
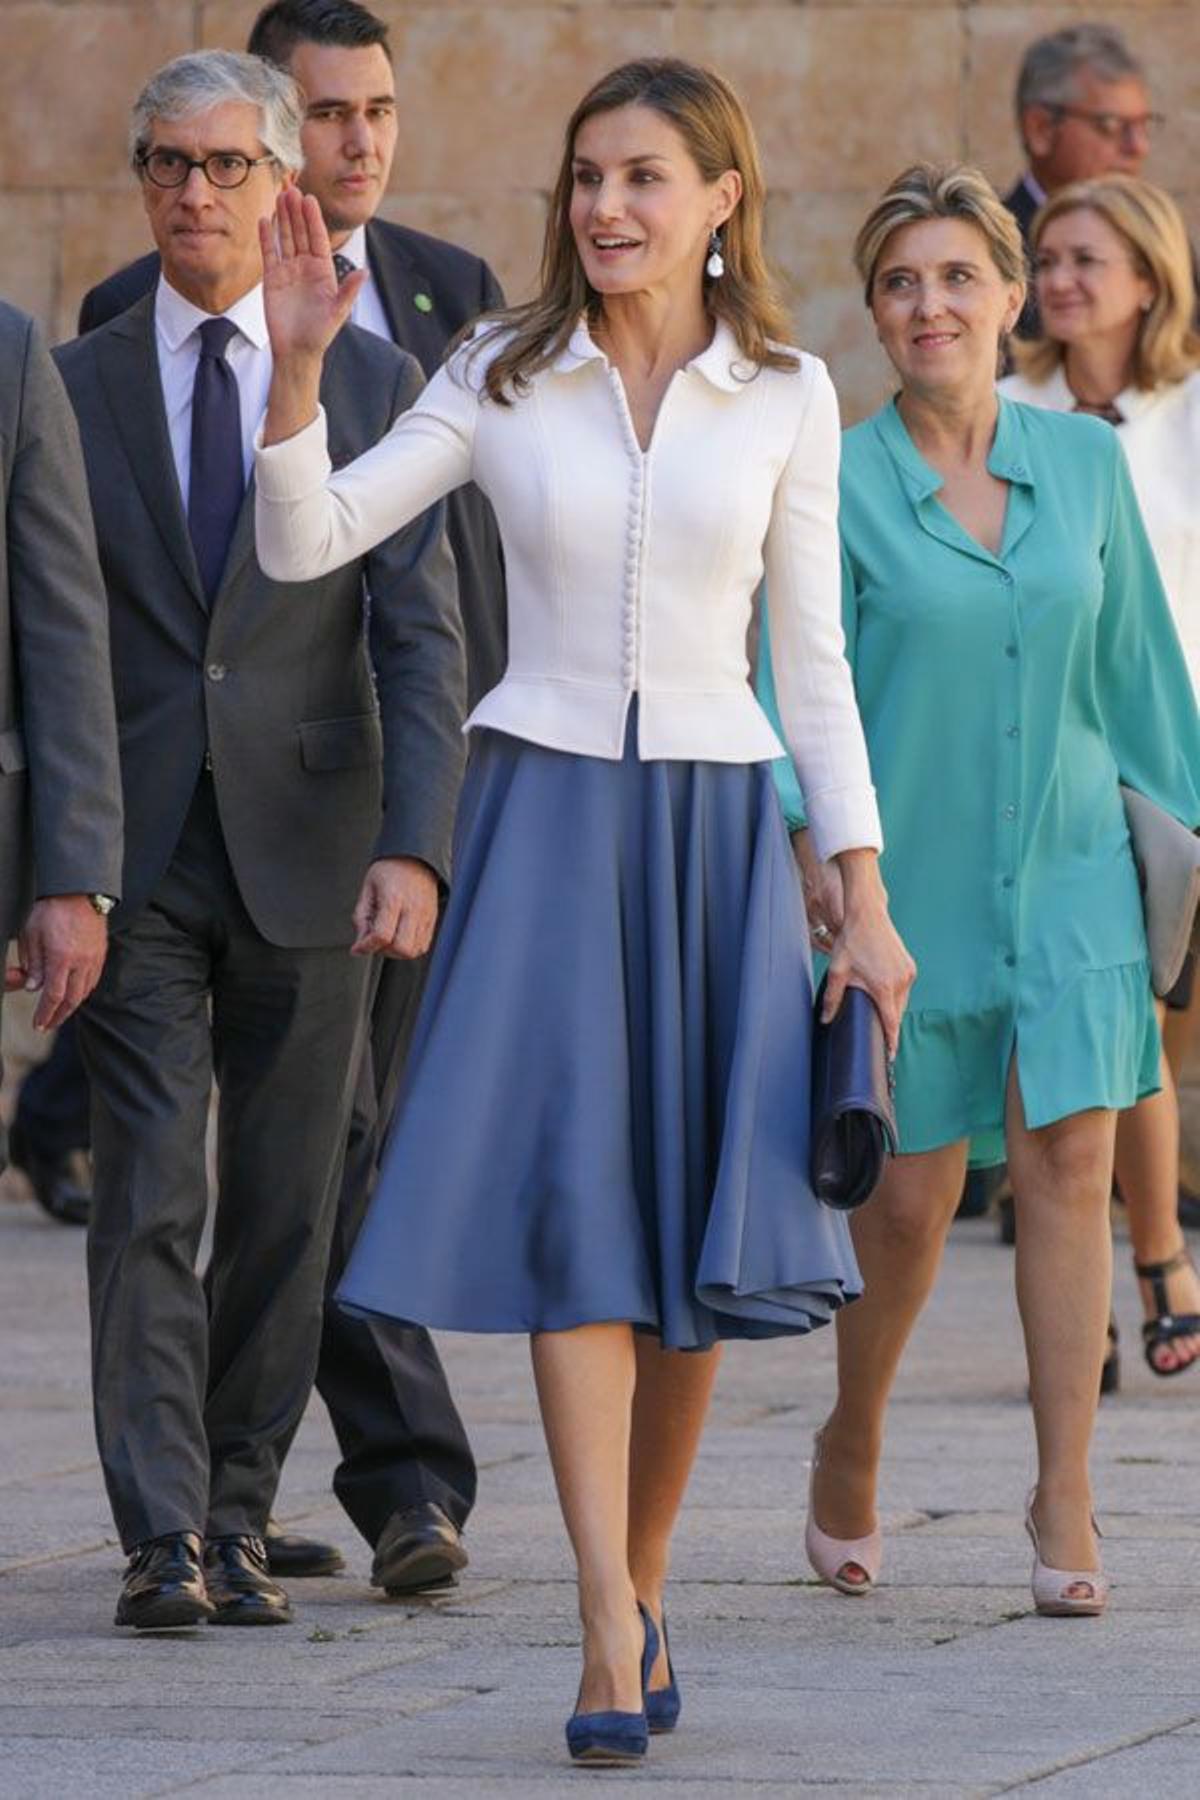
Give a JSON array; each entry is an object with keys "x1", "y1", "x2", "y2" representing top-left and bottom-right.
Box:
[
  {"x1": 1136, "y1": 1243, "x2": 1200, "y2": 1378},
  {"x1": 1100, "y1": 1316, "x2": 1120, "y2": 1396}
]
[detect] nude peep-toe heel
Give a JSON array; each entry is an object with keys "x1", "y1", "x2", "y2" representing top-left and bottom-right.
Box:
[
  {"x1": 1024, "y1": 1491, "x2": 1109, "y2": 1618},
  {"x1": 805, "y1": 1430, "x2": 883, "y2": 1596}
]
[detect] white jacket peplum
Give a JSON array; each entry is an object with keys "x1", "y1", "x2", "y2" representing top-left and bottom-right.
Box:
[{"x1": 255, "y1": 316, "x2": 881, "y2": 860}]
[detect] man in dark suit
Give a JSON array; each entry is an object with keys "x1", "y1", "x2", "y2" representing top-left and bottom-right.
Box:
[
  {"x1": 58, "y1": 47, "x2": 465, "y2": 1631},
  {"x1": 0, "y1": 301, "x2": 123, "y2": 1149},
  {"x1": 69, "y1": 0, "x2": 507, "y2": 1595},
  {"x1": 1003, "y1": 24, "x2": 1157, "y2": 340}
]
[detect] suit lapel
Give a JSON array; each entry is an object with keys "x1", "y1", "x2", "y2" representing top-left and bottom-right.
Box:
[
  {"x1": 210, "y1": 481, "x2": 257, "y2": 605},
  {"x1": 96, "y1": 296, "x2": 207, "y2": 612},
  {"x1": 365, "y1": 221, "x2": 442, "y2": 375}
]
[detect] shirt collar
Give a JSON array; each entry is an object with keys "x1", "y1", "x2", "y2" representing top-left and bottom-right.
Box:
[
  {"x1": 335, "y1": 224, "x2": 369, "y2": 271},
  {"x1": 1021, "y1": 170, "x2": 1047, "y2": 207},
  {"x1": 155, "y1": 275, "x2": 270, "y2": 353},
  {"x1": 551, "y1": 314, "x2": 751, "y2": 392},
  {"x1": 875, "y1": 393, "x2": 1036, "y2": 500}
]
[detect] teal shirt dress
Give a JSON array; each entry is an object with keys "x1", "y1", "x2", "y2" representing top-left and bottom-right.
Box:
[{"x1": 758, "y1": 396, "x2": 1200, "y2": 1163}]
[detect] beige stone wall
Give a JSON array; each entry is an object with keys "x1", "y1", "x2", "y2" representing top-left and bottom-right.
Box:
[{"x1": 0, "y1": 1, "x2": 1196, "y2": 419}]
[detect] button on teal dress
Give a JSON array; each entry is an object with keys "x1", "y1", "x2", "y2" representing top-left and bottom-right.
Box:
[{"x1": 758, "y1": 397, "x2": 1200, "y2": 1163}]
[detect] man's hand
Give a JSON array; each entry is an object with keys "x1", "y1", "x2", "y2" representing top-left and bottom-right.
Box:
[
  {"x1": 15, "y1": 896, "x2": 109, "y2": 1031},
  {"x1": 351, "y1": 858, "x2": 439, "y2": 960}
]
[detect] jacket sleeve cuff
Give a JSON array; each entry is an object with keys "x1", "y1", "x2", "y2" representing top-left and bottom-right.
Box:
[
  {"x1": 372, "y1": 783, "x2": 462, "y2": 891},
  {"x1": 34, "y1": 868, "x2": 123, "y2": 904},
  {"x1": 254, "y1": 407, "x2": 332, "y2": 501},
  {"x1": 804, "y1": 785, "x2": 883, "y2": 862}
]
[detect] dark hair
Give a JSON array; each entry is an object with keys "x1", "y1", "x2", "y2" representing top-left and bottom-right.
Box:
[
  {"x1": 470, "y1": 57, "x2": 795, "y2": 406},
  {"x1": 247, "y1": 0, "x2": 391, "y2": 68}
]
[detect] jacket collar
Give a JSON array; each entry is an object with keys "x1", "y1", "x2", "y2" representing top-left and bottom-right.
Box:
[
  {"x1": 1009, "y1": 359, "x2": 1163, "y2": 426},
  {"x1": 551, "y1": 314, "x2": 750, "y2": 392}
]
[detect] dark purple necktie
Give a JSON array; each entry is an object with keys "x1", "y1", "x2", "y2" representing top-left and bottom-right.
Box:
[
  {"x1": 188, "y1": 316, "x2": 244, "y2": 602},
  {"x1": 332, "y1": 252, "x2": 355, "y2": 286}
]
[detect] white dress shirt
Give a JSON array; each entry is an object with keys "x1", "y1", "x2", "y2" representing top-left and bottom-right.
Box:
[
  {"x1": 1001, "y1": 364, "x2": 1200, "y2": 694},
  {"x1": 256, "y1": 318, "x2": 881, "y2": 859},
  {"x1": 337, "y1": 224, "x2": 394, "y2": 343},
  {"x1": 155, "y1": 276, "x2": 273, "y2": 505}
]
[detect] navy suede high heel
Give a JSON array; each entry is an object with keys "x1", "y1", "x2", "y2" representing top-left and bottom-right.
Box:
[
  {"x1": 565, "y1": 1603, "x2": 658, "y2": 1766},
  {"x1": 643, "y1": 1609, "x2": 681, "y2": 1733}
]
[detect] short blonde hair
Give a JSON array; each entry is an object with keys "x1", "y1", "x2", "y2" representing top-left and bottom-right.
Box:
[
  {"x1": 1017, "y1": 175, "x2": 1200, "y2": 389},
  {"x1": 854, "y1": 162, "x2": 1027, "y2": 304}
]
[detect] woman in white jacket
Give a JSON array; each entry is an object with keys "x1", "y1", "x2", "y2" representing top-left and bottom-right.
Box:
[
  {"x1": 1001, "y1": 173, "x2": 1200, "y2": 1383},
  {"x1": 255, "y1": 57, "x2": 913, "y2": 1765}
]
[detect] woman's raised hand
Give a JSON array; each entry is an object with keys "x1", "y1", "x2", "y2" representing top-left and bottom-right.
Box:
[{"x1": 259, "y1": 187, "x2": 366, "y2": 366}]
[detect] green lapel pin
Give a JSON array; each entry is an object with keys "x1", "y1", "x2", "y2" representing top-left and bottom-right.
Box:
[{"x1": 414, "y1": 292, "x2": 433, "y2": 314}]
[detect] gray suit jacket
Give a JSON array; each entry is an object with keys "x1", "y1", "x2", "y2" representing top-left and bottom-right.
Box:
[
  {"x1": 54, "y1": 294, "x2": 465, "y2": 950},
  {"x1": 0, "y1": 300, "x2": 122, "y2": 944}
]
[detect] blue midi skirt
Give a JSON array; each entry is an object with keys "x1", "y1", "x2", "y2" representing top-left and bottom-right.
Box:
[{"x1": 337, "y1": 710, "x2": 861, "y2": 1350}]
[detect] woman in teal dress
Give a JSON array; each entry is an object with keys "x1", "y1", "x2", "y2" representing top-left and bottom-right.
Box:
[{"x1": 759, "y1": 164, "x2": 1200, "y2": 1616}]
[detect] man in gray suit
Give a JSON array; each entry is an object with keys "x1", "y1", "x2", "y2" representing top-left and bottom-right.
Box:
[
  {"x1": 55, "y1": 50, "x2": 465, "y2": 1632},
  {"x1": 76, "y1": 0, "x2": 503, "y2": 1592},
  {"x1": 0, "y1": 302, "x2": 123, "y2": 1136}
]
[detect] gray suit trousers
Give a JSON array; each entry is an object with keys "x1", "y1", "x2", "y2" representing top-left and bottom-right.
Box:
[{"x1": 80, "y1": 774, "x2": 371, "y2": 1550}]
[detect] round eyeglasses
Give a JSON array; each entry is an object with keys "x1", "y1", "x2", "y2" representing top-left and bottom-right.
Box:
[{"x1": 137, "y1": 148, "x2": 279, "y2": 190}]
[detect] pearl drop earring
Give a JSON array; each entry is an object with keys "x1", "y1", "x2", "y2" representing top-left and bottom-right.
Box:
[{"x1": 706, "y1": 229, "x2": 725, "y2": 280}]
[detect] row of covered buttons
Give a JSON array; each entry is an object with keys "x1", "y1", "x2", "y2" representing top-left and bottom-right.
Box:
[{"x1": 611, "y1": 369, "x2": 645, "y2": 688}]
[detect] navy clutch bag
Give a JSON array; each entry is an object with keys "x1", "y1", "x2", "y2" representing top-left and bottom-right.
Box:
[{"x1": 810, "y1": 979, "x2": 897, "y2": 1211}]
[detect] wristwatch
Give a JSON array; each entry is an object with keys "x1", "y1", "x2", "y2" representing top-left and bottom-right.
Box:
[{"x1": 88, "y1": 893, "x2": 117, "y2": 917}]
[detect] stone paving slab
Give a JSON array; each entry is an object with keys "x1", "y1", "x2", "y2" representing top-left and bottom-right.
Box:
[
  {"x1": 2, "y1": 1186, "x2": 1199, "y2": 1797},
  {"x1": 1026, "y1": 1726, "x2": 1200, "y2": 1798}
]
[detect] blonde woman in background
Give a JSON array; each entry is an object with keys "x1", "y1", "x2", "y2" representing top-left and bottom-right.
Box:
[{"x1": 1002, "y1": 174, "x2": 1200, "y2": 1381}]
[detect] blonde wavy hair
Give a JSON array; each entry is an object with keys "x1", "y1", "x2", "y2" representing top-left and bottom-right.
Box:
[
  {"x1": 853, "y1": 162, "x2": 1027, "y2": 303},
  {"x1": 461, "y1": 58, "x2": 796, "y2": 405},
  {"x1": 1015, "y1": 174, "x2": 1200, "y2": 389}
]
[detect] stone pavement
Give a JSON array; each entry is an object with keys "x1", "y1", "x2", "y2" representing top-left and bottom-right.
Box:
[{"x1": 1, "y1": 1180, "x2": 1198, "y2": 1798}]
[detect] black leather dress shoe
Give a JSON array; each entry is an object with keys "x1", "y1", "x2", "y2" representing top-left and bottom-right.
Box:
[
  {"x1": 7, "y1": 1123, "x2": 91, "y2": 1227},
  {"x1": 371, "y1": 1502, "x2": 468, "y2": 1596},
  {"x1": 264, "y1": 1517, "x2": 345, "y2": 1578},
  {"x1": 115, "y1": 1531, "x2": 213, "y2": 1630},
  {"x1": 204, "y1": 1535, "x2": 293, "y2": 1625}
]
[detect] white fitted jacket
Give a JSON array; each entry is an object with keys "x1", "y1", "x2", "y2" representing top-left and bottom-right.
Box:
[{"x1": 255, "y1": 317, "x2": 881, "y2": 859}]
